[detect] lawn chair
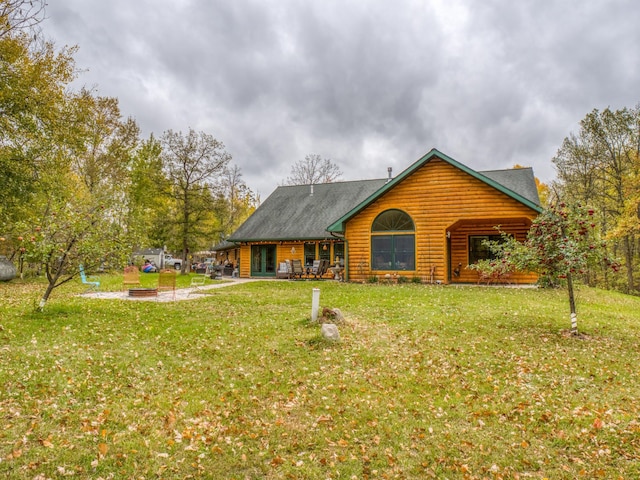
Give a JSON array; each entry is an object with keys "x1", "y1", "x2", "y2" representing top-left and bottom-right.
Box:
[
  {"x1": 188, "y1": 273, "x2": 208, "y2": 296},
  {"x1": 291, "y1": 259, "x2": 304, "y2": 279},
  {"x1": 310, "y1": 259, "x2": 330, "y2": 279},
  {"x1": 158, "y1": 269, "x2": 176, "y2": 300},
  {"x1": 276, "y1": 260, "x2": 292, "y2": 279},
  {"x1": 79, "y1": 265, "x2": 100, "y2": 292},
  {"x1": 123, "y1": 265, "x2": 141, "y2": 290}
]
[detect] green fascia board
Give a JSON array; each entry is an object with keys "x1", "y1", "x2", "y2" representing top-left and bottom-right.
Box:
[
  {"x1": 226, "y1": 236, "x2": 336, "y2": 243},
  {"x1": 327, "y1": 148, "x2": 543, "y2": 233}
]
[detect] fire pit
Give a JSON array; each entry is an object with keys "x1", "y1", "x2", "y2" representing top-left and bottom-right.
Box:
[{"x1": 128, "y1": 288, "x2": 158, "y2": 298}]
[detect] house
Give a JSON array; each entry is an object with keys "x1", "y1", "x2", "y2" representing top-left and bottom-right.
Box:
[{"x1": 226, "y1": 148, "x2": 542, "y2": 284}]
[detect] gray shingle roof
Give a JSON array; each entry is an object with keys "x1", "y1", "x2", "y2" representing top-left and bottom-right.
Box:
[
  {"x1": 227, "y1": 179, "x2": 386, "y2": 242},
  {"x1": 479, "y1": 167, "x2": 541, "y2": 206},
  {"x1": 228, "y1": 149, "x2": 542, "y2": 242}
]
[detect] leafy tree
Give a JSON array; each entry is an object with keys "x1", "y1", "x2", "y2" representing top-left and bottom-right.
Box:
[
  {"x1": 18, "y1": 192, "x2": 131, "y2": 311},
  {"x1": 127, "y1": 134, "x2": 170, "y2": 248},
  {"x1": 553, "y1": 106, "x2": 640, "y2": 293},
  {"x1": 0, "y1": 32, "x2": 77, "y2": 232},
  {"x1": 284, "y1": 154, "x2": 342, "y2": 185},
  {"x1": 474, "y1": 203, "x2": 619, "y2": 335},
  {"x1": 14, "y1": 89, "x2": 141, "y2": 310},
  {"x1": 212, "y1": 165, "x2": 259, "y2": 244},
  {"x1": 161, "y1": 128, "x2": 231, "y2": 273}
]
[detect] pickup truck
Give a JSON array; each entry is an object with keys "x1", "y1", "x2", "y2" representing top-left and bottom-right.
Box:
[{"x1": 164, "y1": 254, "x2": 182, "y2": 270}]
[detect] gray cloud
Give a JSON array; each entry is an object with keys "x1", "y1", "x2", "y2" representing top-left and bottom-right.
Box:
[{"x1": 45, "y1": 0, "x2": 640, "y2": 197}]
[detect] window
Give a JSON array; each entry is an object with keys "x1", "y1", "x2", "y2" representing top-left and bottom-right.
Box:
[
  {"x1": 304, "y1": 243, "x2": 316, "y2": 267},
  {"x1": 319, "y1": 242, "x2": 331, "y2": 262},
  {"x1": 469, "y1": 235, "x2": 504, "y2": 264},
  {"x1": 371, "y1": 210, "x2": 415, "y2": 271},
  {"x1": 334, "y1": 242, "x2": 344, "y2": 265}
]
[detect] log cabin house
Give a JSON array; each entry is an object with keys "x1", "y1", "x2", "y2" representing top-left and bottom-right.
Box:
[{"x1": 223, "y1": 148, "x2": 542, "y2": 284}]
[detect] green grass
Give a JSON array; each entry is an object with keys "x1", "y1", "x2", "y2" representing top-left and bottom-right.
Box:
[{"x1": 1, "y1": 277, "x2": 639, "y2": 479}]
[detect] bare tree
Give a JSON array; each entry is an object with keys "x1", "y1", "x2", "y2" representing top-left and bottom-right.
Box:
[
  {"x1": 284, "y1": 154, "x2": 342, "y2": 185},
  {"x1": 1, "y1": 0, "x2": 46, "y2": 38}
]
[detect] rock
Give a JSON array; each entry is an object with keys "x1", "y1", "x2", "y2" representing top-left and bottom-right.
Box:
[
  {"x1": 0, "y1": 256, "x2": 16, "y2": 282},
  {"x1": 320, "y1": 307, "x2": 346, "y2": 325},
  {"x1": 332, "y1": 308, "x2": 345, "y2": 324},
  {"x1": 321, "y1": 323, "x2": 340, "y2": 342}
]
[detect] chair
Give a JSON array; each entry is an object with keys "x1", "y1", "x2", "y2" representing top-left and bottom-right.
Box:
[
  {"x1": 291, "y1": 259, "x2": 304, "y2": 279},
  {"x1": 188, "y1": 274, "x2": 208, "y2": 295},
  {"x1": 311, "y1": 259, "x2": 330, "y2": 279},
  {"x1": 276, "y1": 260, "x2": 292, "y2": 279},
  {"x1": 79, "y1": 265, "x2": 100, "y2": 292},
  {"x1": 123, "y1": 265, "x2": 141, "y2": 290},
  {"x1": 158, "y1": 269, "x2": 176, "y2": 300}
]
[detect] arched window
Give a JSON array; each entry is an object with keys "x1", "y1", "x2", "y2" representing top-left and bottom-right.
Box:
[{"x1": 371, "y1": 209, "x2": 415, "y2": 271}]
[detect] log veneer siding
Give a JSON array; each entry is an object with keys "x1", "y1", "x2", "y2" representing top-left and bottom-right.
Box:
[{"x1": 344, "y1": 158, "x2": 539, "y2": 283}]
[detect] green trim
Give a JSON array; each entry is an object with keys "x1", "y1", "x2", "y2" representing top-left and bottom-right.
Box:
[
  {"x1": 227, "y1": 236, "x2": 335, "y2": 243},
  {"x1": 327, "y1": 148, "x2": 543, "y2": 233}
]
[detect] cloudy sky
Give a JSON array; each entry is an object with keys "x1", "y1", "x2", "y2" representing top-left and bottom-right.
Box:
[{"x1": 44, "y1": 0, "x2": 640, "y2": 198}]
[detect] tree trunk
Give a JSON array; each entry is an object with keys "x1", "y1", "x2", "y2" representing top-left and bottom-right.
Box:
[
  {"x1": 567, "y1": 272, "x2": 578, "y2": 335},
  {"x1": 37, "y1": 282, "x2": 55, "y2": 312},
  {"x1": 623, "y1": 234, "x2": 635, "y2": 293}
]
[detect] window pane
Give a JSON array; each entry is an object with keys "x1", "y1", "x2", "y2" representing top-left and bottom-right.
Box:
[
  {"x1": 394, "y1": 235, "x2": 415, "y2": 270},
  {"x1": 334, "y1": 243, "x2": 344, "y2": 264},
  {"x1": 265, "y1": 246, "x2": 276, "y2": 273},
  {"x1": 372, "y1": 209, "x2": 414, "y2": 232},
  {"x1": 372, "y1": 236, "x2": 393, "y2": 270},
  {"x1": 251, "y1": 246, "x2": 262, "y2": 272},
  {"x1": 304, "y1": 243, "x2": 316, "y2": 267},
  {"x1": 469, "y1": 235, "x2": 503, "y2": 264},
  {"x1": 319, "y1": 242, "x2": 331, "y2": 262}
]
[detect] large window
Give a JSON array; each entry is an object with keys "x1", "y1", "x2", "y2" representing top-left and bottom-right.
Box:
[
  {"x1": 371, "y1": 209, "x2": 415, "y2": 271},
  {"x1": 469, "y1": 235, "x2": 504, "y2": 264}
]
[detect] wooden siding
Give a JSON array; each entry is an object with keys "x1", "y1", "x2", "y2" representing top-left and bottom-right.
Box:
[
  {"x1": 238, "y1": 242, "x2": 338, "y2": 279},
  {"x1": 344, "y1": 158, "x2": 539, "y2": 283}
]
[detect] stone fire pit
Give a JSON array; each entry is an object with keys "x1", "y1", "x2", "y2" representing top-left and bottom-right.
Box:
[{"x1": 128, "y1": 288, "x2": 158, "y2": 298}]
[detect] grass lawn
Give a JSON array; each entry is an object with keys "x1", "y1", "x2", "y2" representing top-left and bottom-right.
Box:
[{"x1": 1, "y1": 276, "x2": 639, "y2": 479}]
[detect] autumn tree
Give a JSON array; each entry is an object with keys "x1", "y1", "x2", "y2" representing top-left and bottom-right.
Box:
[
  {"x1": 161, "y1": 129, "x2": 231, "y2": 273},
  {"x1": 553, "y1": 106, "x2": 640, "y2": 293},
  {"x1": 14, "y1": 91, "x2": 140, "y2": 310},
  {"x1": 475, "y1": 203, "x2": 618, "y2": 335},
  {"x1": 284, "y1": 154, "x2": 342, "y2": 185},
  {"x1": 0, "y1": 30, "x2": 77, "y2": 234},
  {"x1": 127, "y1": 134, "x2": 170, "y2": 247}
]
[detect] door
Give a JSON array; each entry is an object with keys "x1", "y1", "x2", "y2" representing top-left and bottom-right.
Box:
[{"x1": 251, "y1": 244, "x2": 276, "y2": 277}]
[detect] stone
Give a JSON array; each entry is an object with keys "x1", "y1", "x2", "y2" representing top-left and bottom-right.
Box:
[
  {"x1": 0, "y1": 256, "x2": 16, "y2": 282},
  {"x1": 321, "y1": 323, "x2": 340, "y2": 342}
]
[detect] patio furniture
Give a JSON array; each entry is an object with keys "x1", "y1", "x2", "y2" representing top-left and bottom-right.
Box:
[
  {"x1": 158, "y1": 269, "x2": 176, "y2": 300},
  {"x1": 79, "y1": 265, "x2": 100, "y2": 292},
  {"x1": 291, "y1": 259, "x2": 304, "y2": 279},
  {"x1": 210, "y1": 264, "x2": 224, "y2": 279},
  {"x1": 276, "y1": 260, "x2": 292, "y2": 279},
  {"x1": 188, "y1": 273, "x2": 208, "y2": 295},
  {"x1": 123, "y1": 265, "x2": 141, "y2": 290},
  {"x1": 310, "y1": 259, "x2": 330, "y2": 279}
]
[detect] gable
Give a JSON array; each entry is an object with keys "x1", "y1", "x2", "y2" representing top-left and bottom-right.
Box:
[{"x1": 327, "y1": 149, "x2": 542, "y2": 232}]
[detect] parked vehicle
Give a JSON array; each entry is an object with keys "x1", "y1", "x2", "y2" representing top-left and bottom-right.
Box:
[{"x1": 164, "y1": 254, "x2": 182, "y2": 270}]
